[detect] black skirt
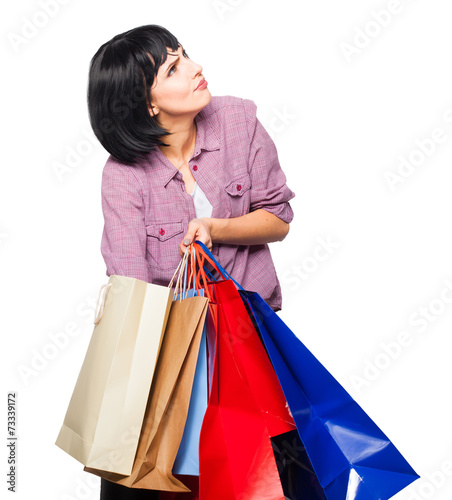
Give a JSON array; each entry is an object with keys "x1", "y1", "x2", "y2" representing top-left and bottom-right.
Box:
[
  {"x1": 99, "y1": 476, "x2": 199, "y2": 500},
  {"x1": 100, "y1": 478, "x2": 160, "y2": 499}
]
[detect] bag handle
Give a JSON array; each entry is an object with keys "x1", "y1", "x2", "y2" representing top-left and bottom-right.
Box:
[
  {"x1": 192, "y1": 241, "x2": 244, "y2": 291},
  {"x1": 169, "y1": 251, "x2": 187, "y2": 290},
  {"x1": 174, "y1": 248, "x2": 192, "y2": 300},
  {"x1": 170, "y1": 247, "x2": 199, "y2": 300},
  {"x1": 94, "y1": 241, "x2": 237, "y2": 324},
  {"x1": 93, "y1": 283, "x2": 112, "y2": 325},
  {"x1": 94, "y1": 250, "x2": 188, "y2": 325},
  {"x1": 191, "y1": 247, "x2": 214, "y2": 300}
]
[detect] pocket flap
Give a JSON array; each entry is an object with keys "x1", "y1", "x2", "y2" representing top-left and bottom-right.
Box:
[
  {"x1": 224, "y1": 176, "x2": 251, "y2": 196},
  {"x1": 146, "y1": 221, "x2": 184, "y2": 242}
]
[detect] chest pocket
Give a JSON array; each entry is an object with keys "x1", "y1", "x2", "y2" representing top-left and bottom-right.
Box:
[
  {"x1": 224, "y1": 176, "x2": 252, "y2": 217},
  {"x1": 145, "y1": 220, "x2": 184, "y2": 270}
]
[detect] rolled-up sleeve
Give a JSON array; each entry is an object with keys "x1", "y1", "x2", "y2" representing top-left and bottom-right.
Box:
[
  {"x1": 100, "y1": 158, "x2": 150, "y2": 282},
  {"x1": 243, "y1": 99, "x2": 295, "y2": 223}
]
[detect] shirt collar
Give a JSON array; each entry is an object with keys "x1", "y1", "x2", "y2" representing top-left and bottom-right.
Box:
[
  {"x1": 145, "y1": 108, "x2": 220, "y2": 186},
  {"x1": 193, "y1": 108, "x2": 220, "y2": 154}
]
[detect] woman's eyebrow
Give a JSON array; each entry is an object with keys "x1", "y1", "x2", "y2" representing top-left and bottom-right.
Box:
[{"x1": 164, "y1": 55, "x2": 179, "y2": 74}]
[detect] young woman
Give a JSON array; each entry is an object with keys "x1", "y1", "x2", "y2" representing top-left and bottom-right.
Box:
[{"x1": 88, "y1": 24, "x2": 295, "y2": 499}]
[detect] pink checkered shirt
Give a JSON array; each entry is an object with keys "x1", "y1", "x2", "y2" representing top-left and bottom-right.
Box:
[{"x1": 100, "y1": 95, "x2": 295, "y2": 310}]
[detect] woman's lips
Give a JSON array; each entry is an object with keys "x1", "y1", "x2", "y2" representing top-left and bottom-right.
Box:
[{"x1": 195, "y1": 78, "x2": 208, "y2": 90}]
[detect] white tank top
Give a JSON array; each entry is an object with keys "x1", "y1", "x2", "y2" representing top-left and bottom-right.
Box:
[{"x1": 190, "y1": 182, "x2": 213, "y2": 218}]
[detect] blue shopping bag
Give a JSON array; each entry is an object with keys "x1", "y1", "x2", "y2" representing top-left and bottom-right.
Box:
[
  {"x1": 172, "y1": 318, "x2": 208, "y2": 475},
  {"x1": 172, "y1": 257, "x2": 209, "y2": 476},
  {"x1": 240, "y1": 290, "x2": 420, "y2": 500},
  {"x1": 191, "y1": 241, "x2": 419, "y2": 500}
]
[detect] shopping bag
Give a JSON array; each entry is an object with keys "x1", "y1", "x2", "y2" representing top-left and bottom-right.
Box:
[
  {"x1": 55, "y1": 275, "x2": 173, "y2": 475},
  {"x1": 241, "y1": 290, "x2": 420, "y2": 499},
  {"x1": 190, "y1": 252, "x2": 294, "y2": 499},
  {"x1": 192, "y1": 241, "x2": 419, "y2": 500},
  {"x1": 85, "y1": 293, "x2": 208, "y2": 491},
  {"x1": 172, "y1": 297, "x2": 208, "y2": 476},
  {"x1": 172, "y1": 257, "x2": 210, "y2": 477}
]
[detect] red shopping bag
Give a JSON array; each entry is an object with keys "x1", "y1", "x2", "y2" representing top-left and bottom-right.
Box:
[
  {"x1": 192, "y1": 241, "x2": 419, "y2": 500},
  {"x1": 192, "y1": 247, "x2": 295, "y2": 500}
]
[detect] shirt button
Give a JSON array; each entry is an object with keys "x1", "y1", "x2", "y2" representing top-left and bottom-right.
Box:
[
  {"x1": 236, "y1": 184, "x2": 242, "y2": 191},
  {"x1": 159, "y1": 229, "x2": 165, "y2": 236},
  {"x1": 192, "y1": 165, "x2": 198, "y2": 171}
]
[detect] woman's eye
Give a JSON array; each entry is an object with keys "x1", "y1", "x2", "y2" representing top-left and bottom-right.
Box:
[{"x1": 168, "y1": 50, "x2": 189, "y2": 76}]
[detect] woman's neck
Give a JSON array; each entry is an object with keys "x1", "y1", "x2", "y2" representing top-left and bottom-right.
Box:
[{"x1": 158, "y1": 118, "x2": 197, "y2": 165}]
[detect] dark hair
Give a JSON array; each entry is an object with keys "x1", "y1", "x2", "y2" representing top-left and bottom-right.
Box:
[{"x1": 87, "y1": 24, "x2": 182, "y2": 165}]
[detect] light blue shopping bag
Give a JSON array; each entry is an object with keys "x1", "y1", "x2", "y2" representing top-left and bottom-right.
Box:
[
  {"x1": 172, "y1": 317, "x2": 208, "y2": 475},
  {"x1": 172, "y1": 255, "x2": 208, "y2": 476}
]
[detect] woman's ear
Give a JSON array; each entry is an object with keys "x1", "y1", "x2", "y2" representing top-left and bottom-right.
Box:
[{"x1": 149, "y1": 104, "x2": 159, "y2": 117}]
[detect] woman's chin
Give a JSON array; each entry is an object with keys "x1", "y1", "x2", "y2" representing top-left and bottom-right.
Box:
[
  {"x1": 194, "y1": 90, "x2": 212, "y2": 113},
  {"x1": 200, "y1": 89, "x2": 212, "y2": 106}
]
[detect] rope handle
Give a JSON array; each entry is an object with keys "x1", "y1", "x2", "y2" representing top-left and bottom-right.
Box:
[
  {"x1": 192, "y1": 241, "x2": 244, "y2": 291},
  {"x1": 93, "y1": 283, "x2": 112, "y2": 325},
  {"x1": 93, "y1": 241, "x2": 241, "y2": 326},
  {"x1": 168, "y1": 251, "x2": 187, "y2": 290},
  {"x1": 174, "y1": 248, "x2": 191, "y2": 300},
  {"x1": 94, "y1": 249, "x2": 189, "y2": 328}
]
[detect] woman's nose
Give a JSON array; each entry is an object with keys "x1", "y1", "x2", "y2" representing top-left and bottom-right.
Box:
[{"x1": 190, "y1": 60, "x2": 203, "y2": 76}]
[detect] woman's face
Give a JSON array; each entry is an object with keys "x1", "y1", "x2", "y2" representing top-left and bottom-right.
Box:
[{"x1": 149, "y1": 45, "x2": 211, "y2": 121}]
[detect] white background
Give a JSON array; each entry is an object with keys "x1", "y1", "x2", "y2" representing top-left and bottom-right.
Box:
[{"x1": 2, "y1": 0, "x2": 451, "y2": 499}]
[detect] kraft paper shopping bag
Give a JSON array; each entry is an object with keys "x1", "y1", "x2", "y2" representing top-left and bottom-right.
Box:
[
  {"x1": 85, "y1": 294, "x2": 208, "y2": 492},
  {"x1": 55, "y1": 275, "x2": 173, "y2": 475}
]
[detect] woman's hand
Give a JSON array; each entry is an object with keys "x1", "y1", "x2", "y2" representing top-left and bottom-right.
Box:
[
  {"x1": 179, "y1": 218, "x2": 213, "y2": 256},
  {"x1": 179, "y1": 210, "x2": 290, "y2": 256}
]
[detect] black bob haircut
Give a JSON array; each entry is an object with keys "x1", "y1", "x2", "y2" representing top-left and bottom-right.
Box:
[{"x1": 87, "y1": 24, "x2": 184, "y2": 165}]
